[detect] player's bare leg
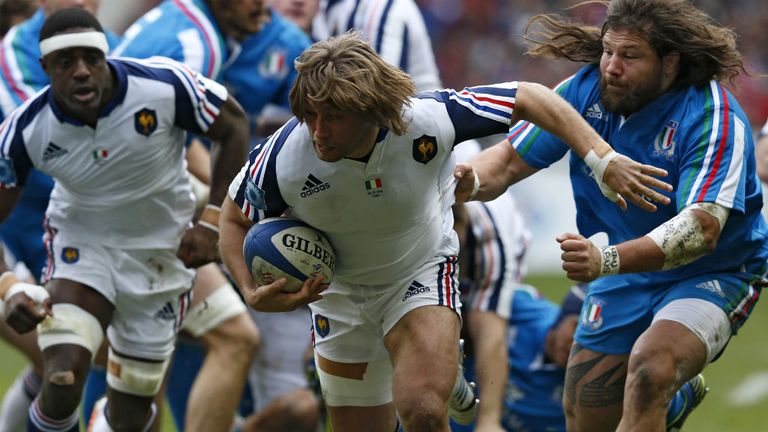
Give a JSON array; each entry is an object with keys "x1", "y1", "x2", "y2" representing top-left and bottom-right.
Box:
[
  {"x1": 184, "y1": 263, "x2": 259, "y2": 432},
  {"x1": 316, "y1": 353, "x2": 396, "y2": 432},
  {"x1": 617, "y1": 320, "x2": 707, "y2": 432},
  {"x1": 30, "y1": 280, "x2": 114, "y2": 428},
  {"x1": 386, "y1": 305, "x2": 460, "y2": 432},
  {"x1": 563, "y1": 346, "x2": 628, "y2": 432},
  {"x1": 241, "y1": 388, "x2": 320, "y2": 432}
]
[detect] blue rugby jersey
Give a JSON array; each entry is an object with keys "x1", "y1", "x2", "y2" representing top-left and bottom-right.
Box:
[
  {"x1": 112, "y1": 0, "x2": 226, "y2": 80},
  {"x1": 508, "y1": 65, "x2": 768, "y2": 284},
  {"x1": 222, "y1": 10, "x2": 310, "y2": 119}
]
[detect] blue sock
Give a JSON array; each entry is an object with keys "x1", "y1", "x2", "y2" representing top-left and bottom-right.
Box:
[
  {"x1": 27, "y1": 398, "x2": 78, "y2": 432},
  {"x1": 166, "y1": 336, "x2": 206, "y2": 431},
  {"x1": 81, "y1": 366, "x2": 108, "y2": 422}
]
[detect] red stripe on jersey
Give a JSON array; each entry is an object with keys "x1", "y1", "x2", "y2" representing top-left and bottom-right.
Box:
[
  {"x1": 697, "y1": 85, "x2": 729, "y2": 201},
  {"x1": 173, "y1": 0, "x2": 217, "y2": 78},
  {"x1": 506, "y1": 122, "x2": 530, "y2": 143},
  {"x1": 0, "y1": 43, "x2": 28, "y2": 101},
  {"x1": 459, "y1": 90, "x2": 515, "y2": 109}
]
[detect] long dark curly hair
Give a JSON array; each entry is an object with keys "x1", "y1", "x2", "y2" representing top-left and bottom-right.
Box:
[{"x1": 524, "y1": 0, "x2": 746, "y2": 87}]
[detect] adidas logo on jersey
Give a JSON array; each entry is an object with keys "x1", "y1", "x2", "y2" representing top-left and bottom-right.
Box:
[
  {"x1": 42, "y1": 142, "x2": 69, "y2": 162},
  {"x1": 300, "y1": 174, "x2": 331, "y2": 197},
  {"x1": 585, "y1": 103, "x2": 604, "y2": 120},
  {"x1": 402, "y1": 280, "x2": 431, "y2": 301},
  {"x1": 154, "y1": 302, "x2": 176, "y2": 321}
]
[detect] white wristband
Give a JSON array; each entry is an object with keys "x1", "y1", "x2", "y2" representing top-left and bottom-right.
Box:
[
  {"x1": 5, "y1": 282, "x2": 50, "y2": 304},
  {"x1": 467, "y1": 173, "x2": 481, "y2": 201},
  {"x1": 198, "y1": 220, "x2": 220, "y2": 234},
  {"x1": 585, "y1": 149, "x2": 620, "y2": 202},
  {"x1": 599, "y1": 245, "x2": 620, "y2": 276}
]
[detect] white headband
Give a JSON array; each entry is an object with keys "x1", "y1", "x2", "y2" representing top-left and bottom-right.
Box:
[{"x1": 39, "y1": 31, "x2": 109, "y2": 57}]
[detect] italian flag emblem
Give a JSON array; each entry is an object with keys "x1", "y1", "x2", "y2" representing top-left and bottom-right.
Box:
[
  {"x1": 92, "y1": 149, "x2": 109, "y2": 161},
  {"x1": 583, "y1": 297, "x2": 605, "y2": 330},
  {"x1": 365, "y1": 178, "x2": 382, "y2": 190}
]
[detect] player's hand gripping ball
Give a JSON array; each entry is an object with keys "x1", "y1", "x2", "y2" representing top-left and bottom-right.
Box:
[{"x1": 243, "y1": 217, "x2": 335, "y2": 292}]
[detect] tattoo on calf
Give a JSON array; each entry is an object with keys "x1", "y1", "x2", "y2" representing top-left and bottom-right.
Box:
[
  {"x1": 579, "y1": 363, "x2": 625, "y2": 407},
  {"x1": 566, "y1": 349, "x2": 626, "y2": 408}
]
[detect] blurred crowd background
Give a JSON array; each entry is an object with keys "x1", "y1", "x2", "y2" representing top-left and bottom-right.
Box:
[
  {"x1": 4, "y1": 0, "x2": 767, "y2": 127},
  {"x1": 418, "y1": 0, "x2": 768, "y2": 129}
]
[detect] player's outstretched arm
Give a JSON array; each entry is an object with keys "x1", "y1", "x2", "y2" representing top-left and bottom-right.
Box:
[
  {"x1": 557, "y1": 203, "x2": 727, "y2": 282},
  {"x1": 219, "y1": 198, "x2": 327, "y2": 312},
  {"x1": 178, "y1": 96, "x2": 249, "y2": 268},
  {"x1": 512, "y1": 82, "x2": 672, "y2": 212},
  {"x1": 454, "y1": 140, "x2": 538, "y2": 202}
]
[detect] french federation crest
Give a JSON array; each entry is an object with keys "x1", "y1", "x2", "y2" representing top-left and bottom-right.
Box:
[
  {"x1": 581, "y1": 296, "x2": 605, "y2": 330},
  {"x1": 134, "y1": 108, "x2": 158, "y2": 137},
  {"x1": 653, "y1": 120, "x2": 678, "y2": 160},
  {"x1": 413, "y1": 135, "x2": 437, "y2": 164},
  {"x1": 314, "y1": 314, "x2": 330, "y2": 338},
  {"x1": 61, "y1": 247, "x2": 80, "y2": 264}
]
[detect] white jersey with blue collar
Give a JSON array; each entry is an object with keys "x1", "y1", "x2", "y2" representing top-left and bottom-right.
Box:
[
  {"x1": 312, "y1": 0, "x2": 441, "y2": 91},
  {"x1": 229, "y1": 83, "x2": 518, "y2": 285},
  {"x1": 0, "y1": 57, "x2": 228, "y2": 249}
]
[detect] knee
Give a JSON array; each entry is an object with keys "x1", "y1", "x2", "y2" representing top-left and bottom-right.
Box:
[
  {"x1": 396, "y1": 389, "x2": 447, "y2": 430},
  {"x1": 204, "y1": 314, "x2": 260, "y2": 362},
  {"x1": 626, "y1": 345, "x2": 678, "y2": 402},
  {"x1": 277, "y1": 390, "x2": 321, "y2": 432},
  {"x1": 38, "y1": 346, "x2": 92, "y2": 416}
]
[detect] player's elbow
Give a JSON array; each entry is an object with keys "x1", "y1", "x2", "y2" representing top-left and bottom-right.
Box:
[{"x1": 697, "y1": 215, "x2": 721, "y2": 253}]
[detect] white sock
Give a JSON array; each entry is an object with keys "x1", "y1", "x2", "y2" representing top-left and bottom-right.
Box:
[{"x1": 0, "y1": 367, "x2": 39, "y2": 432}]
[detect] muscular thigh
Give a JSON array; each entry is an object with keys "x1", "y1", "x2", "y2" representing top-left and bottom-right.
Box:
[{"x1": 384, "y1": 305, "x2": 460, "y2": 395}]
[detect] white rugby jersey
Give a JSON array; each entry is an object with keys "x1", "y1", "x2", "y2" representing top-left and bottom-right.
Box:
[
  {"x1": 312, "y1": 0, "x2": 442, "y2": 91},
  {"x1": 229, "y1": 83, "x2": 518, "y2": 285},
  {"x1": 0, "y1": 57, "x2": 227, "y2": 249},
  {"x1": 463, "y1": 194, "x2": 530, "y2": 319}
]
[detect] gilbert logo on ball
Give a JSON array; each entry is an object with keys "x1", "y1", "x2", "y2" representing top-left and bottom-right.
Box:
[{"x1": 243, "y1": 217, "x2": 335, "y2": 292}]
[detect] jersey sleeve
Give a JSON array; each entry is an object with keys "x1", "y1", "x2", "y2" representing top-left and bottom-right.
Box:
[
  {"x1": 142, "y1": 57, "x2": 228, "y2": 135},
  {"x1": 111, "y1": 4, "x2": 224, "y2": 80},
  {"x1": 507, "y1": 73, "x2": 584, "y2": 169},
  {"x1": 0, "y1": 112, "x2": 34, "y2": 188},
  {"x1": 418, "y1": 82, "x2": 518, "y2": 145},
  {"x1": 0, "y1": 27, "x2": 46, "y2": 117},
  {"x1": 228, "y1": 118, "x2": 297, "y2": 222},
  {"x1": 675, "y1": 82, "x2": 748, "y2": 214}
]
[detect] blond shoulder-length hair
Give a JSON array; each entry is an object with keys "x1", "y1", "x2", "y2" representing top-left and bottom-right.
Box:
[{"x1": 289, "y1": 32, "x2": 417, "y2": 135}]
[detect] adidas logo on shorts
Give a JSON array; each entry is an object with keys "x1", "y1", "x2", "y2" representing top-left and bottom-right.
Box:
[
  {"x1": 402, "y1": 280, "x2": 431, "y2": 301},
  {"x1": 300, "y1": 174, "x2": 331, "y2": 197}
]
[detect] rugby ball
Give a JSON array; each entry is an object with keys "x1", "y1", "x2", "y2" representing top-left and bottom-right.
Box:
[{"x1": 243, "y1": 217, "x2": 335, "y2": 293}]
